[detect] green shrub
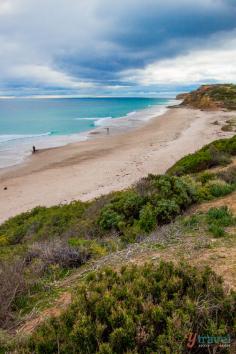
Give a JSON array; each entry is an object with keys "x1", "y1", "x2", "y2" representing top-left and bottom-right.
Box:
[
  {"x1": 112, "y1": 191, "x2": 145, "y2": 218},
  {"x1": 207, "y1": 182, "x2": 234, "y2": 198},
  {"x1": 98, "y1": 191, "x2": 145, "y2": 231},
  {"x1": 156, "y1": 199, "x2": 180, "y2": 223},
  {"x1": 168, "y1": 135, "x2": 236, "y2": 176},
  {"x1": 208, "y1": 224, "x2": 226, "y2": 238},
  {"x1": 207, "y1": 206, "x2": 235, "y2": 227},
  {"x1": 121, "y1": 223, "x2": 143, "y2": 244},
  {"x1": 136, "y1": 175, "x2": 197, "y2": 209},
  {"x1": 0, "y1": 202, "x2": 87, "y2": 245},
  {"x1": 98, "y1": 206, "x2": 124, "y2": 230},
  {"x1": 97, "y1": 176, "x2": 197, "y2": 233},
  {"x1": 195, "y1": 185, "x2": 213, "y2": 201},
  {"x1": 22, "y1": 262, "x2": 235, "y2": 354},
  {"x1": 206, "y1": 207, "x2": 236, "y2": 237},
  {"x1": 138, "y1": 203, "x2": 156, "y2": 232},
  {"x1": 196, "y1": 171, "x2": 215, "y2": 184}
]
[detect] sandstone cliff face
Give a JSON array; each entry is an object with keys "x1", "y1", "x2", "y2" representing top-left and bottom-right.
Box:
[
  {"x1": 176, "y1": 93, "x2": 189, "y2": 100},
  {"x1": 178, "y1": 84, "x2": 236, "y2": 110}
]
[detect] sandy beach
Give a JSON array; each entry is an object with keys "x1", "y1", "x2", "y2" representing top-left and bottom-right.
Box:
[{"x1": 0, "y1": 107, "x2": 234, "y2": 223}]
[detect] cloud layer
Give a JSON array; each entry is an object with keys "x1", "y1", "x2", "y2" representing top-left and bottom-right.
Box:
[{"x1": 0, "y1": 0, "x2": 236, "y2": 96}]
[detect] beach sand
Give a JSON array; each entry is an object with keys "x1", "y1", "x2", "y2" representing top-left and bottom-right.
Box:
[{"x1": 0, "y1": 107, "x2": 234, "y2": 223}]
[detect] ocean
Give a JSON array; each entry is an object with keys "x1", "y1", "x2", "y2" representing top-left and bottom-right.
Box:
[{"x1": 0, "y1": 97, "x2": 175, "y2": 168}]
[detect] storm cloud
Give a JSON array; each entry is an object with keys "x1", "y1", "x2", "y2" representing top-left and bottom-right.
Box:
[{"x1": 0, "y1": 0, "x2": 236, "y2": 96}]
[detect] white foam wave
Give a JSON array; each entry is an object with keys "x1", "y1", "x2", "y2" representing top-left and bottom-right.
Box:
[
  {"x1": 0, "y1": 132, "x2": 52, "y2": 144},
  {"x1": 74, "y1": 118, "x2": 96, "y2": 121},
  {"x1": 126, "y1": 111, "x2": 137, "y2": 117},
  {"x1": 94, "y1": 117, "x2": 113, "y2": 127},
  {"x1": 74, "y1": 116, "x2": 112, "y2": 121}
]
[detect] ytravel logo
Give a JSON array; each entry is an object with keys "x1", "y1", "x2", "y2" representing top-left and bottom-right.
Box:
[{"x1": 186, "y1": 332, "x2": 231, "y2": 350}]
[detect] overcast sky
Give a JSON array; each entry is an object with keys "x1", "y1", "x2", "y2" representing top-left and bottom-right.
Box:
[{"x1": 0, "y1": 0, "x2": 236, "y2": 97}]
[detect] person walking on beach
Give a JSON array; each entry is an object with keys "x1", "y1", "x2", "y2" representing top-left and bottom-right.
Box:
[
  {"x1": 106, "y1": 127, "x2": 110, "y2": 135},
  {"x1": 32, "y1": 145, "x2": 36, "y2": 154}
]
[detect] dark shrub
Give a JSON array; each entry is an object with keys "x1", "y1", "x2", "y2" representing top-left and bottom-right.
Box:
[
  {"x1": 27, "y1": 241, "x2": 90, "y2": 271},
  {"x1": 217, "y1": 166, "x2": 236, "y2": 184}
]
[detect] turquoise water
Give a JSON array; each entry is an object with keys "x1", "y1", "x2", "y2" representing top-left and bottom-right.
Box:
[
  {"x1": 0, "y1": 97, "x2": 169, "y2": 136},
  {"x1": 0, "y1": 97, "x2": 172, "y2": 168}
]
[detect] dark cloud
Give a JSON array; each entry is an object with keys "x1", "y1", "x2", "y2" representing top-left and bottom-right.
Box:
[
  {"x1": 0, "y1": 0, "x2": 236, "y2": 95},
  {"x1": 55, "y1": 0, "x2": 236, "y2": 84}
]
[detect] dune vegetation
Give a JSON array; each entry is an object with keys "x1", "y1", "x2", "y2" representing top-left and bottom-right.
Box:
[
  {"x1": 1, "y1": 135, "x2": 236, "y2": 352},
  {"x1": 23, "y1": 262, "x2": 235, "y2": 354}
]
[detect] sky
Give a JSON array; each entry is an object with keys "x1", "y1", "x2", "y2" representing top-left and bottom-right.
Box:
[{"x1": 0, "y1": 0, "x2": 236, "y2": 97}]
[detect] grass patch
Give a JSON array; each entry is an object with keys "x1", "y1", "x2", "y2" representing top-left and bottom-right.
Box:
[
  {"x1": 207, "y1": 206, "x2": 236, "y2": 228},
  {"x1": 208, "y1": 224, "x2": 226, "y2": 238},
  {"x1": 183, "y1": 206, "x2": 236, "y2": 239},
  {"x1": 207, "y1": 181, "x2": 234, "y2": 198}
]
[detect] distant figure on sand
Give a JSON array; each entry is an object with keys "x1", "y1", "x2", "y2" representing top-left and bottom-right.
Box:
[
  {"x1": 106, "y1": 127, "x2": 110, "y2": 135},
  {"x1": 32, "y1": 145, "x2": 36, "y2": 154}
]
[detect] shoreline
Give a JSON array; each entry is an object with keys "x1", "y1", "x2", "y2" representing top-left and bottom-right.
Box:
[
  {"x1": 0, "y1": 107, "x2": 235, "y2": 223},
  {"x1": 0, "y1": 100, "x2": 174, "y2": 170}
]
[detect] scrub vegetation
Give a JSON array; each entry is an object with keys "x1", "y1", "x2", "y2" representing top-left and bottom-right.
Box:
[{"x1": 1, "y1": 134, "x2": 236, "y2": 353}]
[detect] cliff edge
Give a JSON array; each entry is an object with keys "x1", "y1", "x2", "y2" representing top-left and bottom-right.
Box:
[{"x1": 177, "y1": 84, "x2": 236, "y2": 110}]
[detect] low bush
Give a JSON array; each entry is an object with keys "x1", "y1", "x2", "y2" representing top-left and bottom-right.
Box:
[
  {"x1": 207, "y1": 182, "x2": 234, "y2": 198},
  {"x1": 207, "y1": 206, "x2": 236, "y2": 227},
  {"x1": 183, "y1": 206, "x2": 236, "y2": 238},
  {"x1": 27, "y1": 241, "x2": 90, "y2": 272},
  {"x1": 98, "y1": 206, "x2": 124, "y2": 231},
  {"x1": 155, "y1": 199, "x2": 180, "y2": 223},
  {"x1": 138, "y1": 203, "x2": 156, "y2": 232},
  {"x1": 217, "y1": 166, "x2": 236, "y2": 184},
  {"x1": 196, "y1": 171, "x2": 215, "y2": 184},
  {"x1": 206, "y1": 206, "x2": 235, "y2": 237},
  {"x1": 208, "y1": 224, "x2": 226, "y2": 238},
  {"x1": 0, "y1": 259, "x2": 26, "y2": 328},
  {"x1": 0, "y1": 202, "x2": 87, "y2": 246},
  {"x1": 167, "y1": 135, "x2": 236, "y2": 176},
  {"x1": 20, "y1": 262, "x2": 235, "y2": 354},
  {"x1": 98, "y1": 175, "x2": 197, "y2": 234}
]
